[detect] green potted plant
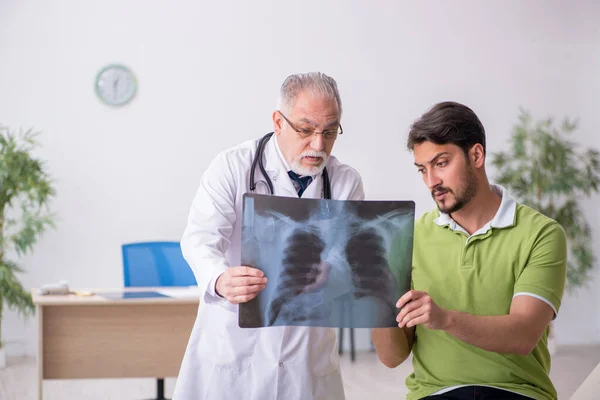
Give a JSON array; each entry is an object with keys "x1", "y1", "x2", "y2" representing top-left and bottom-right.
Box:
[
  {"x1": 0, "y1": 125, "x2": 56, "y2": 368},
  {"x1": 490, "y1": 109, "x2": 600, "y2": 353}
]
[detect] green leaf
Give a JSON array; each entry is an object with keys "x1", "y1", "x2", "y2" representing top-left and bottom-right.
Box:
[
  {"x1": 1, "y1": 124, "x2": 55, "y2": 331},
  {"x1": 490, "y1": 111, "x2": 600, "y2": 290},
  {"x1": 0, "y1": 260, "x2": 35, "y2": 316}
]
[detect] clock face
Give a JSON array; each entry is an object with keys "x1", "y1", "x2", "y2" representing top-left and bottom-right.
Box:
[{"x1": 95, "y1": 64, "x2": 137, "y2": 106}]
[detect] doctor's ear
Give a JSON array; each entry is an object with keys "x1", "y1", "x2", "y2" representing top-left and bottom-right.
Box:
[{"x1": 272, "y1": 111, "x2": 283, "y2": 135}]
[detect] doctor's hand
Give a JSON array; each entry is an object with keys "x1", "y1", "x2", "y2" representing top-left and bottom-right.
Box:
[
  {"x1": 396, "y1": 290, "x2": 449, "y2": 330},
  {"x1": 216, "y1": 266, "x2": 268, "y2": 304}
]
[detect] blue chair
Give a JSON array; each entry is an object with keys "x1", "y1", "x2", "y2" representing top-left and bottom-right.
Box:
[{"x1": 121, "y1": 241, "x2": 197, "y2": 400}]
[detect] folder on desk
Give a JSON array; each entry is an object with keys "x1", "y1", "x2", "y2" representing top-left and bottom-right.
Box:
[{"x1": 100, "y1": 291, "x2": 169, "y2": 300}]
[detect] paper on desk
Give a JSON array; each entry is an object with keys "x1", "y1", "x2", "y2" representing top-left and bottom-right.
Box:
[{"x1": 156, "y1": 286, "x2": 201, "y2": 299}]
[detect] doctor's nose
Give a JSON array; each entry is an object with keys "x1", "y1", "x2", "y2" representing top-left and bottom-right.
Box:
[{"x1": 310, "y1": 133, "x2": 325, "y2": 151}]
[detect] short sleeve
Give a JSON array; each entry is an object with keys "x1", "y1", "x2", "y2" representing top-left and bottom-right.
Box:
[{"x1": 513, "y1": 222, "x2": 567, "y2": 317}]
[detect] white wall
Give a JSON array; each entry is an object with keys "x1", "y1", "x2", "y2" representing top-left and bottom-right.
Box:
[
  {"x1": 550, "y1": 3, "x2": 600, "y2": 345},
  {"x1": 1, "y1": 0, "x2": 599, "y2": 356}
]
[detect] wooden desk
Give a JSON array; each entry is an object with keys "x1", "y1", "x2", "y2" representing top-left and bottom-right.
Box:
[{"x1": 32, "y1": 287, "x2": 199, "y2": 400}]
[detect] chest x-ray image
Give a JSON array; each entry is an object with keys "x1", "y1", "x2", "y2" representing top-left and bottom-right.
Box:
[{"x1": 238, "y1": 194, "x2": 414, "y2": 329}]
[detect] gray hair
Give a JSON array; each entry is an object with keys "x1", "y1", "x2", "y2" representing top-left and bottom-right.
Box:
[{"x1": 277, "y1": 72, "x2": 342, "y2": 116}]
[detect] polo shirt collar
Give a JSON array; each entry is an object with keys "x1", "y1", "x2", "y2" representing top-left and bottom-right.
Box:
[{"x1": 433, "y1": 184, "x2": 517, "y2": 234}]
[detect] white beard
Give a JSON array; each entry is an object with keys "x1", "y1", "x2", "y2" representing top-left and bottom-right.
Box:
[{"x1": 290, "y1": 150, "x2": 328, "y2": 176}]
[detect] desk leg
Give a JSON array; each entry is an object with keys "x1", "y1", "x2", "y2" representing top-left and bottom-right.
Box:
[{"x1": 37, "y1": 305, "x2": 43, "y2": 400}]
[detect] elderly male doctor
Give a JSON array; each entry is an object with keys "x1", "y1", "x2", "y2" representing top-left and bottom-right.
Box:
[{"x1": 173, "y1": 72, "x2": 364, "y2": 400}]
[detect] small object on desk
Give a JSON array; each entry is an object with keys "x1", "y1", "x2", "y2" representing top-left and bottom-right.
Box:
[
  {"x1": 39, "y1": 280, "x2": 71, "y2": 295},
  {"x1": 100, "y1": 291, "x2": 169, "y2": 300},
  {"x1": 73, "y1": 290, "x2": 94, "y2": 297}
]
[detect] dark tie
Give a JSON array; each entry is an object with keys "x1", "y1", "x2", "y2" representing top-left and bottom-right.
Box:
[{"x1": 288, "y1": 171, "x2": 313, "y2": 197}]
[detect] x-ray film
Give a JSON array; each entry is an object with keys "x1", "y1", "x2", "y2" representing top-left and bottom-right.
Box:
[{"x1": 239, "y1": 193, "x2": 414, "y2": 329}]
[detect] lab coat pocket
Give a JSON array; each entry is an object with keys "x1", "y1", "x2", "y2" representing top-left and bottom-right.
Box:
[
  {"x1": 311, "y1": 347, "x2": 340, "y2": 379},
  {"x1": 199, "y1": 303, "x2": 259, "y2": 373},
  {"x1": 308, "y1": 371, "x2": 345, "y2": 400},
  {"x1": 203, "y1": 364, "x2": 253, "y2": 400},
  {"x1": 306, "y1": 327, "x2": 340, "y2": 379}
]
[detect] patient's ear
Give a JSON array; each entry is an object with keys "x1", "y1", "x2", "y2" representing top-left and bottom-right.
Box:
[{"x1": 469, "y1": 144, "x2": 485, "y2": 168}]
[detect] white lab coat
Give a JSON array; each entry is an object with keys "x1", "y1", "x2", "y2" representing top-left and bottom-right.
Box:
[{"x1": 173, "y1": 134, "x2": 365, "y2": 400}]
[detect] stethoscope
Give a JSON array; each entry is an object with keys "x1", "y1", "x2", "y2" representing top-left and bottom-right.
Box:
[{"x1": 249, "y1": 132, "x2": 332, "y2": 199}]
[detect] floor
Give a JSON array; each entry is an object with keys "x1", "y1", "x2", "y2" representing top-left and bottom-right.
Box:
[{"x1": 1, "y1": 345, "x2": 599, "y2": 399}]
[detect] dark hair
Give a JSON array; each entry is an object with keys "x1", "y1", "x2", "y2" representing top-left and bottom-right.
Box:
[{"x1": 407, "y1": 101, "x2": 486, "y2": 155}]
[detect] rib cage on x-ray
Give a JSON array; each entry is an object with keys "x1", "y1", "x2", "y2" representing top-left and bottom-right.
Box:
[
  {"x1": 240, "y1": 195, "x2": 414, "y2": 328},
  {"x1": 345, "y1": 224, "x2": 396, "y2": 300},
  {"x1": 268, "y1": 229, "x2": 327, "y2": 325}
]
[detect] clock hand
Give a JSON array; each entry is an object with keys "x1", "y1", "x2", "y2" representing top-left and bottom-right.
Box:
[{"x1": 113, "y1": 78, "x2": 119, "y2": 100}]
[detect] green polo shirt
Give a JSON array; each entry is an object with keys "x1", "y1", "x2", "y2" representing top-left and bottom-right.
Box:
[{"x1": 406, "y1": 185, "x2": 567, "y2": 400}]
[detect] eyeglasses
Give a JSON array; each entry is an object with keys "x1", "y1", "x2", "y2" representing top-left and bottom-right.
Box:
[{"x1": 278, "y1": 111, "x2": 343, "y2": 141}]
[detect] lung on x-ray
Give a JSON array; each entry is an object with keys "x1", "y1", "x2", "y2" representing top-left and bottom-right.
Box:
[{"x1": 238, "y1": 193, "x2": 414, "y2": 329}]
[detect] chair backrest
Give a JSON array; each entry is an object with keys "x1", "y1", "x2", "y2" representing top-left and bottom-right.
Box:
[{"x1": 121, "y1": 241, "x2": 197, "y2": 287}]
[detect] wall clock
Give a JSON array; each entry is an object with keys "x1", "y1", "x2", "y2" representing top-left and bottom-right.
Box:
[{"x1": 95, "y1": 64, "x2": 137, "y2": 106}]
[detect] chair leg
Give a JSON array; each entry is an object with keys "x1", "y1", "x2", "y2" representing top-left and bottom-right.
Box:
[
  {"x1": 143, "y1": 378, "x2": 168, "y2": 400},
  {"x1": 157, "y1": 378, "x2": 168, "y2": 400},
  {"x1": 338, "y1": 327, "x2": 344, "y2": 355},
  {"x1": 350, "y1": 327, "x2": 355, "y2": 362}
]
